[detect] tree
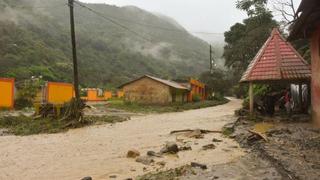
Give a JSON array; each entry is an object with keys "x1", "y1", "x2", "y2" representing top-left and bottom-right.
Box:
[
  {"x1": 224, "y1": 0, "x2": 278, "y2": 81},
  {"x1": 199, "y1": 69, "x2": 232, "y2": 95}
]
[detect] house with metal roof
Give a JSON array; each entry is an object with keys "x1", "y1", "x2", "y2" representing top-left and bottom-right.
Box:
[
  {"x1": 118, "y1": 75, "x2": 190, "y2": 104},
  {"x1": 241, "y1": 28, "x2": 311, "y2": 114}
]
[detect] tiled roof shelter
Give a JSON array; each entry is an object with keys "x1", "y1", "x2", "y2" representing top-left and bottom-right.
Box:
[
  {"x1": 241, "y1": 28, "x2": 311, "y2": 83},
  {"x1": 240, "y1": 28, "x2": 311, "y2": 114}
]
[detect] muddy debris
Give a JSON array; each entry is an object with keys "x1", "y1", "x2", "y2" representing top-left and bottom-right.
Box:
[
  {"x1": 190, "y1": 162, "x2": 207, "y2": 170},
  {"x1": 160, "y1": 142, "x2": 179, "y2": 154},
  {"x1": 178, "y1": 145, "x2": 192, "y2": 151},
  {"x1": 136, "y1": 156, "x2": 154, "y2": 165},
  {"x1": 127, "y1": 149, "x2": 140, "y2": 158},
  {"x1": 147, "y1": 151, "x2": 162, "y2": 157},
  {"x1": 212, "y1": 138, "x2": 222, "y2": 142},
  {"x1": 202, "y1": 144, "x2": 216, "y2": 150},
  {"x1": 81, "y1": 177, "x2": 92, "y2": 180},
  {"x1": 156, "y1": 161, "x2": 166, "y2": 167},
  {"x1": 109, "y1": 175, "x2": 117, "y2": 178}
]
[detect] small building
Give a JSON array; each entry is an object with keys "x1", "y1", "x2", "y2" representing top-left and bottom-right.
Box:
[
  {"x1": 119, "y1": 75, "x2": 189, "y2": 104},
  {"x1": 46, "y1": 82, "x2": 74, "y2": 104},
  {"x1": 241, "y1": 28, "x2": 311, "y2": 114},
  {"x1": 0, "y1": 78, "x2": 15, "y2": 109},
  {"x1": 188, "y1": 78, "x2": 206, "y2": 101},
  {"x1": 288, "y1": 0, "x2": 320, "y2": 125}
]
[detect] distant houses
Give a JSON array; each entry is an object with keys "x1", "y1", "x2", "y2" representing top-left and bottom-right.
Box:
[{"x1": 118, "y1": 75, "x2": 206, "y2": 104}]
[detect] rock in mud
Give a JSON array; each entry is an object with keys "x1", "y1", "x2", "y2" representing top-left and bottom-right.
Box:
[
  {"x1": 212, "y1": 138, "x2": 223, "y2": 142},
  {"x1": 127, "y1": 149, "x2": 140, "y2": 158},
  {"x1": 81, "y1": 177, "x2": 92, "y2": 180},
  {"x1": 179, "y1": 145, "x2": 192, "y2": 151},
  {"x1": 109, "y1": 175, "x2": 117, "y2": 178},
  {"x1": 156, "y1": 161, "x2": 166, "y2": 167},
  {"x1": 202, "y1": 144, "x2": 216, "y2": 150},
  {"x1": 147, "y1": 151, "x2": 162, "y2": 157},
  {"x1": 191, "y1": 162, "x2": 207, "y2": 170},
  {"x1": 136, "y1": 156, "x2": 154, "y2": 165},
  {"x1": 160, "y1": 142, "x2": 179, "y2": 154}
]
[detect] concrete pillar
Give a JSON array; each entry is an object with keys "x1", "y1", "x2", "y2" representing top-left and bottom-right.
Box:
[
  {"x1": 249, "y1": 82, "x2": 254, "y2": 114},
  {"x1": 310, "y1": 27, "x2": 320, "y2": 126}
]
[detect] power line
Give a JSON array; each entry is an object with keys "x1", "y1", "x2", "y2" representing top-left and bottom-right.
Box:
[
  {"x1": 73, "y1": 2, "x2": 223, "y2": 36},
  {"x1": 74, "y1": 1, "x2": 152, "y2": 42},
  {"x1": 73, "y1": 1, "x2": 210, "y2": 60}
]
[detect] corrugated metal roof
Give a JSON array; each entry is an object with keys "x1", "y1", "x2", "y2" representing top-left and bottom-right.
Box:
[
  {"x1": 118, "y1": 75, "x2": 189, "y2": 90},
  {"x1": 240, "y1": 28, "x2": 311, "y2": 83}
]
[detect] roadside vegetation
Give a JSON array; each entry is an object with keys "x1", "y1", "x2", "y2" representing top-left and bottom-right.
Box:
[
  {"x1": 0, "y1": 115, "x2": 128, "y2": 136},
  {"x1": 108, "y1": 97, "x2": 229, "y2": 113}
]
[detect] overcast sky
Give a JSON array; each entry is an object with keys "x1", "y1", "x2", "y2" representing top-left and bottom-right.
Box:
[{"x1": 80, "y1": 0, "x2": 301, "y2": 42}]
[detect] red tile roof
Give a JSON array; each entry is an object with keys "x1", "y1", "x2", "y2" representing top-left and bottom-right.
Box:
[{"x1": 241, "y1": 28, "x2": 311, "y2": 83}]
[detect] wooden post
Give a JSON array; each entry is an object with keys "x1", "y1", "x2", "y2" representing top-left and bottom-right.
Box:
[
  {"x1": 310, "y1": 26, "x2": 320, "y2": 126},
  {"x1": 299, "y1": 83, "x2": 303, "y2": 112},
  {"x1": 249, "y1": 82, "x2": 254, "y2": 115},
  {"x1": 68, "y1": 0, "x2": 80, "y2": 100}
]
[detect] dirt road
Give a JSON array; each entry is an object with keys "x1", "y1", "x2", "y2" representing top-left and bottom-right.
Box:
[{"x1": 0, "y1": 98, "x2": 243, "y2": 180}]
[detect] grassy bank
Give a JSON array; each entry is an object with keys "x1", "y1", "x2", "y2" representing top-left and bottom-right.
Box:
[
  {"x1": 0, "y1": 115, "x2": 128, "y2": 136},
  {"x1": 108, "y1": 98, "x2": 230, "y2": 113}
]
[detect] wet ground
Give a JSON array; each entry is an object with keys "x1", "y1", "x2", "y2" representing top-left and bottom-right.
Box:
[
  {"x1": 0, "y1": 98, "x2": 245, "y2": 180},
  {"x1": 233, "y1": 115, "x2": 320, "y2": 180}
]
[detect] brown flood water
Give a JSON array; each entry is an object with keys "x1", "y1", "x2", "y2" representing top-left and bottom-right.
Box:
[{"x1": 0, "y1": 98, "x2": 244, "y2": 180}]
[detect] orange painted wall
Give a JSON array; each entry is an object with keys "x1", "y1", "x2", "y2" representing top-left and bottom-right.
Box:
[
  {"x1": 188, "y1": 79, "x2": 206, "y2": 102},
  {"x1": 117, "y1": 91, "x2": 124, "y2": 98},
  {"x1": 0, "y1": 78, "x2": 14, "y2": 108},
  {"x1": 104, "y1": 91, "x2": 112, "y2": 100},
  {"x1": 311, "y1": 26, "x2": 320, "y2": 126},
  {"x1": 47, "y1": 82, "x2": 74, "y2": 104}
]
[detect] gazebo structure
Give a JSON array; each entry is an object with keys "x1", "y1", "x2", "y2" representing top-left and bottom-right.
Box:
[
  {"x1": 240, "y1": 28, "x2": 311, "y2": 114},
  {"x1": 288, "y1": 0, "x2": 320, "y2": 125}
]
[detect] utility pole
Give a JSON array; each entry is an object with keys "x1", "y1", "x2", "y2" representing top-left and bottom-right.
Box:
[
  {"x1": 209, "y1": 45, "x2": 214, "y2": 74},
  {"x1": 68, "y1": 0, "x2": 80, "y2": 100}
]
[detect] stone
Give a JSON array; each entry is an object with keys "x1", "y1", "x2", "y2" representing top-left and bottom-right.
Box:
[
  {"x1": 191, "y1": 162, "x2": 207, "y2": 170},
  {"x1": 81, "y1": 177, "x2": 92, "y2": 180},
  {"x1": 156, "y1": 161, "x2": 166, "y2": 167},
  {"x1": 212, "y1": 138, "x2": 223, "y2": 142},
  {"x1": 147, "y1": 151, "x2": 162, "y2": 157},
  {"x1": 127, "y1": 149, "x2": 140, "y2": 158},
  {"x1": 160, "y1": 142, "x2": 179, "y2": 154},
  {"x1": 179, "y1": 145, "x2": 192, "y2": 151},
  {"x1": 202, "y1": 144, "x2": 216, "y2": 150},
  {"x1": 109, "y1": 175, "x2": 117, "y2": 178},
  {"x1": 136, "y1": 156, "x2": 154, "y2": 165}
]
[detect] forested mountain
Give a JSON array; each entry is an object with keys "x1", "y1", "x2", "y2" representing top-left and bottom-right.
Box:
[{"x1": 0, "y1": 0, "x2": 210, "y2": 88}]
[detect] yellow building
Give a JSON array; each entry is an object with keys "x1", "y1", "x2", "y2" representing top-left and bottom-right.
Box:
[{"x1": 0, "y1": 78, "x2": 15, "y2": 109}]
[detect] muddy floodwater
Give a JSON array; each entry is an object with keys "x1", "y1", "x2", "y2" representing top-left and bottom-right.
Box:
[{"x1": 0, "y1": 98, "x2": 244, "y2": 180}]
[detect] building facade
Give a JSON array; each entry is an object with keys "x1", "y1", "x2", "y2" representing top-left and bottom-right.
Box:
[{"x1": 119, "y1": 75, "x2": 189, "y2": 104}]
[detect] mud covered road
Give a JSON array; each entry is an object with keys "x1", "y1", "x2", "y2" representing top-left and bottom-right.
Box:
[{"x1": 0, "y1": 98, "x2": 245, "y2": 180}]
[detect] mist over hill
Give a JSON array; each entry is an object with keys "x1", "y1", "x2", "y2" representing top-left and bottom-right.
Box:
[{"x1": 0, "y1": 0, "x2": 219, "y2": 88}]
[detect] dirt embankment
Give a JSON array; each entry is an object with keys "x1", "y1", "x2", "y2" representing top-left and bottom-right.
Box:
[{"x1": 233, "y1": 115, "x2": 320, "y2": 180}]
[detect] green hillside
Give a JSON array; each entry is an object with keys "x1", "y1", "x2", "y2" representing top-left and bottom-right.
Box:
[{"x1": 0, "y1": 0, "x2": 209, "y2": 88}]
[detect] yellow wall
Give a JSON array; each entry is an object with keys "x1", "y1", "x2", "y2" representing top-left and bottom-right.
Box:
[
  {"x1": 47, "y1": 82, "x2": 74, "y2": 104},
  {"x1": 87, "y1": 90, "x2": 98, "y2": 101},
  {"x1": 104, "y1": 91, "x2": 112, "y2": 100},
  {"x1": 117, "y1": 91, "x2": 124, "y2": 98},
  {"x1": 0, "y1": 78, "x2": 14, "y2": 108}
]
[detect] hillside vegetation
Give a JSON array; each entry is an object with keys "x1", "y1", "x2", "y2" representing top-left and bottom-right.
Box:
[{"x1": 0, "y1": 0, "x2": 210, "y2": 88}]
